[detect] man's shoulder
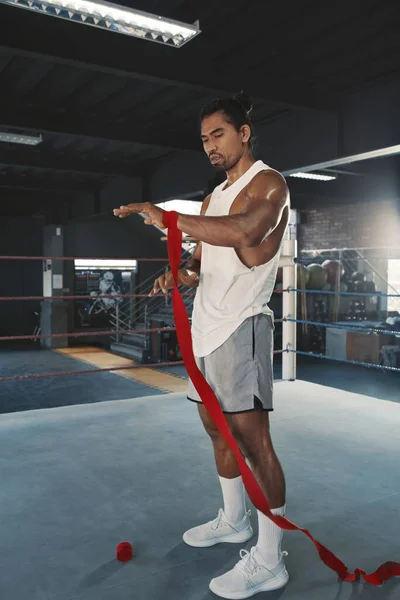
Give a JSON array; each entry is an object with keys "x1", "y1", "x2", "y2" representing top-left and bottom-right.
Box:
[
  {"x1": 253, "y1": 166, "x2": 287, "y2": 185},
  {"x1": 201, "y1": 193, "x2": 212, "y2": 215},
  {"x1": 248, "y1": 167, "x2": 288, "y2": 197}
]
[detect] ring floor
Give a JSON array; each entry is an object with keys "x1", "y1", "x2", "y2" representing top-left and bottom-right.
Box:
[{"x1": 0, "y1": 381, "x2": 399, "y2": 600}]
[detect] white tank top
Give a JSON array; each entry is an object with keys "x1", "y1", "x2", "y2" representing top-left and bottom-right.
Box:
[{"x1": 191, "y1": 160, "x2": 284, "y2": 357}]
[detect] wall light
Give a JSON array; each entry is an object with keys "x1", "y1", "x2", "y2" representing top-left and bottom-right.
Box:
[
  {"x1": 0, "y1": 131, "x2": 43, "y2": 145},
  {"x1": 74, "y1": 259, "x2": 137, "y2": 270},
  {"x1": 289, "y1": 172, "x2": 336, "y2": 181},
  {"x1": 1, "y1": 0, "x2": 201, "y2": 47}
]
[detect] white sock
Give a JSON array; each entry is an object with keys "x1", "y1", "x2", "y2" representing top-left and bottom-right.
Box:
[
  {"x1": 256, "y1": 504, "x2": 286, "y2": 566},
  {"x1": 218, "y1": 475, "x2": 247, "y2": 524}
]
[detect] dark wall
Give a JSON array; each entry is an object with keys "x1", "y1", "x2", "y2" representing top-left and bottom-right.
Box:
[
  {"x1": 148, "y1": 109, "x2": 339, "y2": 203},
  {"x1": 298, "y1": 198, "x2": 400, "y2": 251},
  {"x1": 64, "y1": 212, "x2": 169, "y2": 330},
  {"x1": 64, "y1": 174, "x2": 166, "y2": 294},
  {"x1": 148, "y1": 75, "x2": 400, "y2": 208},
  {"x1": 0, "y1": 217, "x2": 44, "y2": 336},
  {"x1": 149, "y1": 150, "x2": 214, "y2": 203},
  {"x1": 341, "y1": 74, "x2": 400, "y2": 155},
  {"x1": 2, "y1": 75, "x2": 400, "y2": 337}
]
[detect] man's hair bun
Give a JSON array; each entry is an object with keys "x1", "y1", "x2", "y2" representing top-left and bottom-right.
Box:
[{"x1": 233, "y1": 92, "x2": 253, "y2": 114}]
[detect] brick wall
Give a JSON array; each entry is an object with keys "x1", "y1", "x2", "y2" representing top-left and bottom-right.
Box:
[{"x1": 298, "y1": 200, "x2": 400, "y2": 250}]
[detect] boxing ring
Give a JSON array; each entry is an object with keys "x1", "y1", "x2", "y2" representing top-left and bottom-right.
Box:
[{"x1": 0, "y1": 233, "x2": 399, "y2": 599}]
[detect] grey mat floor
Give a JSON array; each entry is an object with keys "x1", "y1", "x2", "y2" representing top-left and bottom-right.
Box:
[
  {"x1": 0, "y1": 381, "x2": 399, "y2": 600},
  {"x1": 0, "y1": 347, "x2": 167, "y2": 414}
]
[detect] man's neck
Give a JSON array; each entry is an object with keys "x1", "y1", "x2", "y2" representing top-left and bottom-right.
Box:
[{"x1": 224, "y1": 154, "x2": 256, "y2": 188}]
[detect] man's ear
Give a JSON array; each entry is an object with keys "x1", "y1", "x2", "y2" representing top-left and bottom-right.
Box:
[{"x1": 241, "y1": 124, "x2": 251, "y2": 143}]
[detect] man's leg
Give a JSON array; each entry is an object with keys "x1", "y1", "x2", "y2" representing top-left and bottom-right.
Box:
[
  {"x1": 198, "y1": 404, "x2": 240, "y2": 478},
  {"x1": 228, "y1": 405, "x2": 286, "y2": 566},
  {"x1": 182, "y1": 402, "x2": 254, "y2": 549},
  {"x1": 197, "y1": 404, "x2": 247, "y2": 524},
  {"x1": 208, "y1": 405, "x2": 288, "y2": 597}
]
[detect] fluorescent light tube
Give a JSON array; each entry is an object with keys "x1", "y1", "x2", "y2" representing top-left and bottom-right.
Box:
[{"x1": 2, "y1": 0, "x2": 201, "y2": 47}]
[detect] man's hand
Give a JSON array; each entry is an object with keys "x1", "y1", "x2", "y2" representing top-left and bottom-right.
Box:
[
  {"x1": 149, "y1": 269, "x2": 199, "y2": 296},
  {"x1": 113, "y1": 203, "x2": 167, "y2": 229}
]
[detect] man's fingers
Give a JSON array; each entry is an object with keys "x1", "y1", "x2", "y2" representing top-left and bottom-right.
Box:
[
  {"x1": 159, "y1": 276, "x2": 168, "y2": 294},
  {"x1": 149, "y1": 279, "x2": 160, "y2": 296},
  {"x1": 181, "y1": 271, "x2": 199, "y2": 283},
  {"x1": 113, "y1": 208, "x2": 130, "y2": 218},
  {"x1": 148, "y1": 273, "x2": 173, "y2": 297},
  {"x1": 113, "y1": 205, "x2": 144, "y2": 217}
]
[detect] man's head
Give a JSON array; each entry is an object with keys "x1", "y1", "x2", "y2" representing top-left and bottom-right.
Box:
[{"x1": 200, "y1": 93, "x2": 254, "y2": 172}]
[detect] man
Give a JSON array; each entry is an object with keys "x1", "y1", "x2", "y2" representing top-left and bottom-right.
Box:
[{"x1": 114, "y1": 92, "x2": 290, "y2": 598}]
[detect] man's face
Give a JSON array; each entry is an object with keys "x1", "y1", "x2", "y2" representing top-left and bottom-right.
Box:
[{"x1": 201, "y1": 112, "x2": 248, "y2": 172}]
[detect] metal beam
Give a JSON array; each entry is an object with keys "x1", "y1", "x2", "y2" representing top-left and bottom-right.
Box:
[
  {"x1": 323, "y1": 168, "x2": 366, "y2": 177},
  {"x1": 0, "y1": 6, "x2": 335, "y2": 113},
  {"x1": 0, "y1": 105, "x2": 200, "y2": 152},
  {"x1": 0, "y1": 149, "x2": 137, "y2": 177}
]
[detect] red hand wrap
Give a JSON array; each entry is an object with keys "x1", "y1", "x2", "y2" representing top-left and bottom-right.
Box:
[{"x1": 163, "y1": 209, "x2": 400, "y2": 585}]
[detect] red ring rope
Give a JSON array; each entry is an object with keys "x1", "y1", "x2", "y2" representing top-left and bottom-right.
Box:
[
  {"x1": 0, "y1": 326, "x2": 177, "y2": 342},
  {"x1": 0, "y1": 351, "x2": 285, "y2": 383},
  {"x1": 0, "y1": 255, "x2": 169, "y2": 261},
  {"x1": 0, "y1": 293, "x2": 196, "y2": 301},
  {"x1": 163, "y1": 209, "x2": 400, "y2": 586},
  {"x1": 0, "y1": 361, "x2": 185, "y2": 382}
]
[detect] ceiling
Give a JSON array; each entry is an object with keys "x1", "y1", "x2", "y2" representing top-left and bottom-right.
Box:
[{"x1": 0, "y1": 0, "x2": 400, "y2": 213}]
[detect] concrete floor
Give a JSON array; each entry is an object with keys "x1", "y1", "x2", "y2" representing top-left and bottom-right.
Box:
[{"x1": 0, "y1": 381, "x2": 399, "y2": 600}]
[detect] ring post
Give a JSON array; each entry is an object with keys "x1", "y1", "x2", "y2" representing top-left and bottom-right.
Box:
[{"x1": 282, "y1": 239, "x2": 297, "y2": 381}]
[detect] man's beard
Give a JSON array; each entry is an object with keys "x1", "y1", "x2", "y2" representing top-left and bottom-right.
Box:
[{"x1": 213, "y1": 153, "x2": 242, "y2": 173}]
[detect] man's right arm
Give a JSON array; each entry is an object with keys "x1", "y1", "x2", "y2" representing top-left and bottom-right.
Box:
[{"x1": 183, "y1": 241, "x2": 202, "y2": 277}]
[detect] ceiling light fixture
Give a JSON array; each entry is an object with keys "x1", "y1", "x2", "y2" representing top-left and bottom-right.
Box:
[
  {"x1": 289, "y1": 172, "x2": 336, "y2": 181},
  {"x1": 1, "y1": 0, "x2": 201, "y2": 47},
  {"x1": 0, "y1": 131, "x2": 43, "y2": 146}
]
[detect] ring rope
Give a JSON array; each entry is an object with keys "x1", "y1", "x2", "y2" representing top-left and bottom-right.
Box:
[
  {"x1": 163, "y1": 209, "x2": 400, "y2": 586},
  {"x1": 0, "y1": 255, "x2": 170, "y2": 262},
  {"x1": 284, "y1": 317, "x2": 400, "y2": 337},
  {"x1": 0, "y1": 350, "x2": 285, "y2": 383},
  {"x1": 290, "y1": 349, "x2": 400, "y2": 373},
  {"x1": 0, "y1": 326, "x2": 177, "y2": 342},
  {"x1": 0, "y1": 293, "x2": 196, "y2": 302},
  {"x1": 0, "y1": 320, "x2": 285, "y2": 342},
  {"x1": 0, "y1": 291, "x2": 286, "y2": 302},
  {"x1": 295, "y1": 256, "x2": 399, "y2": 263},
  {"x1": 0, "y1": 360, "x2": 184, "y2": 382},
  {"x1": 289, "y1": 287, "x2": 400, "y2": 298}
]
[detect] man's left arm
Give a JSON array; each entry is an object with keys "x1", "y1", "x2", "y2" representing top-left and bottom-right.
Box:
[
  {"x1": 113, "y1": 172, "x2": 288, "y2": 248},
  {"x1": 177, "y1": 172, "x2": 289, "y2": 248}
]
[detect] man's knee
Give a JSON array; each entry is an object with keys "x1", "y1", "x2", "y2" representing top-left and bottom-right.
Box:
[
  {"x1": 229, "y1": 419, "x2": 270, "y2": 461},
  {"x1": 231, "y1": 430, "x2": 254, "y2": 459},
  {"x1": 198, "y1": 405, "x2": 224, "y2": 442}
]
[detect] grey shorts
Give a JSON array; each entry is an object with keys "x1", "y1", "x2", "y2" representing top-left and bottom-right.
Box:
[{"x1": 187, "y1": 313, "x2": 274, "y2": 414}]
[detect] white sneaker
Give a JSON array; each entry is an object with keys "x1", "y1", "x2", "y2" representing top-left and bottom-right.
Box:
[
  {"x1": 209, "y1": 547, "x2": 289, "y2": 599},
  {"x1": 183, "y1": 509, "x2": 253, "y2": 548}
]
